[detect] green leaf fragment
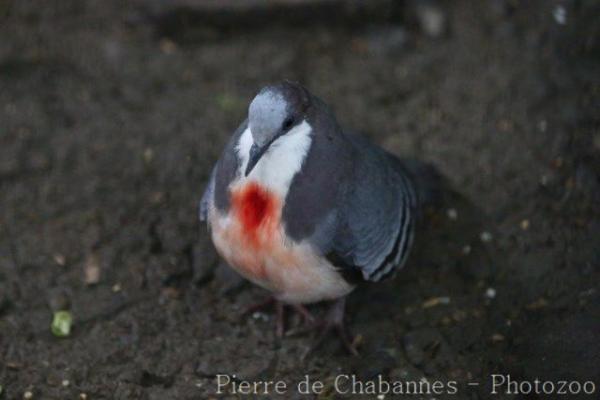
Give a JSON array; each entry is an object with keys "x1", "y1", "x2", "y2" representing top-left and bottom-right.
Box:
[
  {"x1": 51, "y1": 310, "x2": 73, "y2": 337},
  {"x1": 216, "y1": 93, "x2": 241, "y2": 111}
]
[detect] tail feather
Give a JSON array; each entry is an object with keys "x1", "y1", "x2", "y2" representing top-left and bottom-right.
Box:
[{"x1": 395, "y1": 157, "x2": 443, "y2": 212}]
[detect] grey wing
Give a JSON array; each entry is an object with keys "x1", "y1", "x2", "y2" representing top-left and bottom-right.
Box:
[
  {"x1": 198, "y1": 119, "x2": 247, "y2": 223},
  {"x1": 199, "y1": 165, "x2": 217, "y2": 222},
  {"x1": 329, "y1": 146, "x2": 417, "y2": 282}
]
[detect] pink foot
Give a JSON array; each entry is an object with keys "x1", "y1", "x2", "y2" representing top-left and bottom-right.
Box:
[{"x1": 302, "y1": 297, "x2": 360, "y2": 358}]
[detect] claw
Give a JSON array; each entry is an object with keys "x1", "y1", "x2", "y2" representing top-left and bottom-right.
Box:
[
  {"x1": 275, "y1": 300, "x2": 284, "y2": 338},
  {"x1": 242, "y1": 296, "x2": 359, "y2": 356},
  {"x1": 302, "y1": 297, "x2": 360, "y2": 358}
]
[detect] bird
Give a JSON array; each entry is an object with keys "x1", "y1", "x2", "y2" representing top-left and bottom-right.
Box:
[{"x1": 200, "y1": 81, "x2": 438, "y2": 354}]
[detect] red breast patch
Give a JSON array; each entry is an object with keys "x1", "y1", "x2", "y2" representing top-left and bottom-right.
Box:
[{"x1": 231, "y1": 182, "x2": 279, "y2": 248}]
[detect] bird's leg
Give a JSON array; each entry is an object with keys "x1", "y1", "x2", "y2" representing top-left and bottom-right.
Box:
[
  {"x1": 242, "y1": 296, "x2": 315, "y2": 338},
  {"x1": 275, "y1": 300, "x2": 284, "y2": 338},
  {"x1": 290, "y1": 304, "x2": 316, "y2": 325},
  {"x1": 303, "y1": 297, "x2": 359, "y2": 358}
]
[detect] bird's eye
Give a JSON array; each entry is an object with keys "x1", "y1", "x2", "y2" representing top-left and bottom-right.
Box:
[{"x1": 282, "y1": 117, "x2": 294, "y2": 131}]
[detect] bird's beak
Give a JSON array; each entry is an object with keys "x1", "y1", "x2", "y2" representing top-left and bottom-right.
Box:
[{"x1": 245, "y1": 143, "x2": 269, "y2": 176}]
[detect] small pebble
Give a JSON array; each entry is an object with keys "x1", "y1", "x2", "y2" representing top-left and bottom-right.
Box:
[
  {"x1": 143, "y1": 147, "x2": 154, "y2": 164},
  {"x1": 377, "y1": 394, "x2": 386, "y2": 400},
  {"x1": 23, "y1": 391, "x2": 33, "y2": 399},
  {"x1": 526, "y1": 298, "x2": 548, "y2": 310},
  {"x1": 158, "y1": 38, "x2": 177, "y2": 54},
  {"x1": 83, "y1": 254, "x2": 101, "y2": 285},
  {"x1": 553, "y1": 5, "x2": 567, "y2": 25},
  {"x1": 252, "y1": 312, "x2": 269, "y2": 322},
  {"x1": 6, "y1": 361, "x2": 22, "y2": 370},
  {"x1": 112, "y1": 283, "x2": 122, "y2": 293},
  {"x1": 53, "y1": 254, "x2": 66, "y2": 266},
  {"x1": 422, "y1": 296, "x2": 450, "y2": 308},
  {"x1": 491, "y1": 333, "x2": 505, "y2": 342},
  {"x1": 79, "y1": 394, "x2": 88, "y2": 400},
  {"x1": 150, "y1": 191, "x2": 165, "y2": 204},
  {"x1": 446, "y1": 208, "x2": 458, "y2": 220},
  {"x1": 520, "y1": 219, "x2": 530, "y2": 230},
  {"x1": 485, "y1": 288, "x2": 497, "y2": 299},
  {"x1": 61, "y1": 380, "x2": 70, "y2": 387},
  {"x1": 480, "y1": 231, "x2": 493, "y2": 243},
  {"x1": 416, "y1": 2, "x2": 447, "y2": 38},
  {"x1": 462, "y1": 245, "x2": 471, "y2": 255},
  {"x1": 161, "y1": 286, "x2": 181, "y2": 299}
]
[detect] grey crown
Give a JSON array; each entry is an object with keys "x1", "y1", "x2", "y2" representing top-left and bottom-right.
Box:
[{"x1": 200, "y1": 81, "x2": 424, "y2": 283}]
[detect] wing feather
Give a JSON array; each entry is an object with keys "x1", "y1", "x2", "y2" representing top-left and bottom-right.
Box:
[
  {"x1": 328, "y1": 136, "x2": 418, "y2": 282},
  {"x1": 198, "y1": 165, "x2": 216, "y2": 222}
]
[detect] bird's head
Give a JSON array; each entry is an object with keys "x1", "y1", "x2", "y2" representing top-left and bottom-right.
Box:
[{"x1": 245, "y1": 81, "x2": 310, "y2": 176}]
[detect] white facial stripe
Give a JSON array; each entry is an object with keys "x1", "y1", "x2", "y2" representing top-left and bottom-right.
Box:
[
  {"x1": 235, "y1": 120, "x2": 313, "y2": 197},
  {"x1": 236, "y1": 125, "x2": 254, "y2": 172}
]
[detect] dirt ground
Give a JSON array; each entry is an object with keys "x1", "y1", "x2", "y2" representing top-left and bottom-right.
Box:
[{"x1": 0, "y1": 0, "x2": 598, "y2": 399}]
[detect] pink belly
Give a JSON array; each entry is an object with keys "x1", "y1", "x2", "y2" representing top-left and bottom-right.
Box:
[
  {"x1": 220, "y1": 182, "x2": 282, "y2": 282},
  {"x1": 209, "y1": 183, "x2": 354, "y2": 303}
]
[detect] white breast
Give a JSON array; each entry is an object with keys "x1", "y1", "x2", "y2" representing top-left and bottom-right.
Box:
[{"x1": 234, "y1": 120, "x2": 313, "y2": 197}]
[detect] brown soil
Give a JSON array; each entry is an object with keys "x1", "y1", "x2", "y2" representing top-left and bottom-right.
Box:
[{"x1": 1, "y1": 0, "x2": 598, "y2": 399}]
